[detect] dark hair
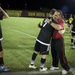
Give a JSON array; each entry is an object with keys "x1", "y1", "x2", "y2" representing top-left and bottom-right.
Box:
[
  {"x1": 57, "y1": 10, "x2": 64, "y2": 19},
  {"x1": 50, "y1": 8, "x2": 56, "y2": 15}
]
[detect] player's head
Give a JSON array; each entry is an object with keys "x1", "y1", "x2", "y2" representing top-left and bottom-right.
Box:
[
  {"x1": 49, "y1": 8, "x2": 56, "y2": 17},
  {"x1": 53, "y1": 10, "x2": 63, "y2": 20}
]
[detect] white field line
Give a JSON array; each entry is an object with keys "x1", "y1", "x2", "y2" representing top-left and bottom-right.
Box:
[{"x1": 3, "y1": 28, "x2": 36, "y2": 39}]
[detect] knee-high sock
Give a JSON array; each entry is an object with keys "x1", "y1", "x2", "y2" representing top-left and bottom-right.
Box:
[
  {"x1": 30, "y1": 53, "x2": 37, "y2": 65},
  {"x1": 0, "y1": 57, "x2": 4, "y2": 66},
  {"x1": 40, "y1": 58, "x2": 46, "y2": 68}
]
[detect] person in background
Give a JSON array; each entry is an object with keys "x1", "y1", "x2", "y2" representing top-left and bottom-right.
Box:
[
  {"x1": 68, "y1": 14, "x2": 74, "y2": 46},
  {"x1": 50, "y1": 10, "x2": 70, "y2": 75},
  {"x1": 70, "y1": 15, "x2": 75, "y2": 48},
  {"x1": 68, "y1": 14, "x2": 73, "y2": 28},
  {"x1": 0, "y1": 7, "x2": 11, "y2": 72}
]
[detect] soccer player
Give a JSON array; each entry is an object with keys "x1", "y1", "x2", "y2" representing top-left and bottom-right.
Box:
[
  {"x1": 68, "y1": 14, "x2": 74, "y2": 46},
  {"x1": 50, "y1": 10, "x2": 70, "y2": 75},
  {"x1": 29, "y1": 9, "x2": 62, "y2": 72},
  {"x1": 68, "y1": 14, "x2": 73, "y2": 28},
  {"x1": 70, "y1": 15, "x2": 75, "y2": 48},
  {"x1": 0, "y1": 7, "x2": 11, "y2": 72}
]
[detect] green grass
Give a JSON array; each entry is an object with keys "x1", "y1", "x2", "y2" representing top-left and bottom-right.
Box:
[{"x1": 1, "y1": 17, "x2": 75, "y2": 75}]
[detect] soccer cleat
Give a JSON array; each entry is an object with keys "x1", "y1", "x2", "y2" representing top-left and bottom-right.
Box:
[
  {"x1": 0, "y1": 66, "x2": 11, "y2": 72},
  {"x1": 50, "y1": 66, "x2": 59, "y2": 70},
  {"x1": 29, "y1": 64, "x2": 36, "y2": 69},
  {"x1": 39, "y1": 67, "x2": 47, "y2": 72},
  {"x1": 62, "y1": 69, "x2": 68, "y2": 75},
  {"x1": 72, "y1": 45, "x2": 75, "y2": 49}
]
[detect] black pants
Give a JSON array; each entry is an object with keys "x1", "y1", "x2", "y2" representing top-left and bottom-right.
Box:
[
  {"x1": 51, "y1": 38, "x2": 70, "y2": 71},
  {"x1": 0, "y1": 24, "x2": 3, "y2": 51},
  {"x1": 0, "y1": 24, "x2": 2, "y2": 39}
]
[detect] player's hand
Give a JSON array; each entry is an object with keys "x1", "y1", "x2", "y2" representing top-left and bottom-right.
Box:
[
  {"x1": 46, "y1": 18, "x2": 52, "y2": 23},
  {"x1": 58, "y1": 29, "x2": 65, "y2": 34},
  {"x1": 38, "y1": 22, "x2": 42, "y2": 28}
]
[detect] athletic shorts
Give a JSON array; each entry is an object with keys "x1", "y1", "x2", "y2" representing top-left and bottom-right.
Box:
[
  {"x1": 34, "y1": 41, "x2": 50, "y2": 55},
  {"x1": 0, "y1": 24, "x2": 3, "y2": 39},
  {"x1": 0, "y1": 41, "x2": 3, "y2": 51}
]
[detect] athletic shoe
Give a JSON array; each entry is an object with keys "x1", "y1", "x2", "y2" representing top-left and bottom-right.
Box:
[
  {"x1": 72, "y1": 45, "x2": 75, "y2": 49},
  {"x1": 0, "y1": 66, "x2": 11, "y2": 72},
  {"x1": 39, "y1": 67, "x2": 47, "y2": 72},
  {"x1": 62, "y1": 69, "x2": 68, "y2": 75},
  {"x1": 50, "y1": 66, "x2": 59, "y2": 70},
  {"x1": 29, "y1": 64, "x2": 36, "y2": 69}
]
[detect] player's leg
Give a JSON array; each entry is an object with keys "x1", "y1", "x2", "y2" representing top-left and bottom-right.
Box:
[
  {"x1": 39, "y1": 44, "x2": 49, "y2": 71},
  {"x1": 0, "y1": 41, "x2": 11, "y2": 72},
  {"x1": 29, "y1": 41, "x2": 39, "y2": 69},
  {"x1": 50, "y1": 39, "x2": 59, "y2": 70},
  {"x1": 58, "y1": 38, "x2": 70, "y2": 74},
  {"x1": 71, "y1": 32, "x2": 74, "y2": 46},
  {"x1": 72, "y1": 36, "x2": 75, "y2": 48}
]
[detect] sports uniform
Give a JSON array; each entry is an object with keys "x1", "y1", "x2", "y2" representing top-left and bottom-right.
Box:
[
  {"x1": 71, "y1": 18, "x2": 75, "y2": 48},
  {"x1": 71, "y1": 18, "x2": 75, "y2": 36},
  {"x1": 0, "y1": 8, "x2": 11, "y2": 72},
  {"x1": 0, "y1": 12, "x2": 3, "y2": 51},
  {"x1": 51, "y1": 18, "x2": 70, "y2": 73},
  {"x1": 35, "y1": 18, "x2": 57, "y2": 55},
  {"x1": 68, "y1": 17, "x2": 73, "y2": 28}
]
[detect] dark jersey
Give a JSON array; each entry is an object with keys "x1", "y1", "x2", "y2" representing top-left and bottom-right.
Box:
[
  {"x1": 0, "y1": 12, "x2": 4, "y2": 39},
  {"x1": 37, "y1": 19, "x2": 58, "y2": 44},
  {"x1": 0, "y1": 11, "x2": 3, "y2": 20},
  {"x1": 72, "y1": 19, "x2": 75, "y2": 31}
]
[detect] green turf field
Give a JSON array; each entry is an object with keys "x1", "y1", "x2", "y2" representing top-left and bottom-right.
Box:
[{"x1": 1, "y1": 17, "x2": 75, "y2": 75}]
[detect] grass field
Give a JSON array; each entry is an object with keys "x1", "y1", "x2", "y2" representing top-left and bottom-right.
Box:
[{"x1": 1, "y1": 17, "x2": 75, "y2": 75}]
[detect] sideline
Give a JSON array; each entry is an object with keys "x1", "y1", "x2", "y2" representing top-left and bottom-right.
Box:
[{"x1": 0, "y1": 68, "x2": 75, "y2": 75}]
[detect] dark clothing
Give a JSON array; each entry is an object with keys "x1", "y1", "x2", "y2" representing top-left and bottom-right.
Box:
[
  {"x1": 51, "y1": 38, "x2": 70, "y2": 71},
  {"x1": 37, "y1": 23, "x2": 53, "y2": 44},
  {"x1": 37, "y1": 19, "x2": 57, "y2": 44},
  {"x1": 0, "y1": 11, "x2": 4, "y2": 51},
  {"x1": 0, "y1": 41, "x2": 3, "y2": 51},
  {"x1": 34, "y1": 41, "x2": 49, "y2": 55},
  {"x1": 0, "y1": 11, "x2": 4, "y2": 20},
  {"x1": 71, "y1": 19, "x2": 75, "y2": 36},
  {"x1": 0, "y1": 24, "x2": 3, "y2": 39},
  {"x1": 72, "y1": 19, "x2": 75, "y2": 31},
  {"x1": 51, "y1": 18, "x2": 70, "y2": 71},
  {"x1": 34, "y1": 19, "x2": 58, "y2": 55},
  {"x1": 0, "y1": 11, "x2": 3, "y2": 39}
]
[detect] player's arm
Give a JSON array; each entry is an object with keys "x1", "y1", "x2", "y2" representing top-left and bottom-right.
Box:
[
  {"x1": 50, "y1": 22, "x2": 62, "y2": 30},
  {"x1": 58, "y1": 29, "x2": 65, "y2": 34},
  {"x1": 46, "y1": 18, "x2": 62, "y2": 30},
  {"x1": 69, "y1": 24, "x2": 73, "y2": 32},
  {"x1": 0, "y1": 7, "x2": 9, "y2": 19},
  {"x1": 38, "y1": 22, "x2": 42, "y2": 28}
]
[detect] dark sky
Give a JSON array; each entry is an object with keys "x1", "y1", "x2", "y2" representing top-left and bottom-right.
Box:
[{"x1": 0, "y1": 0, "x2": 75, "y2": 14}]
